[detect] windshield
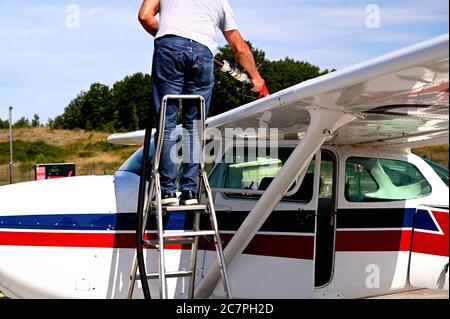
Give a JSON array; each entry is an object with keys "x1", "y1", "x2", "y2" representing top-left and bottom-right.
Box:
[
  {"x1": 422, "y1": 157, "x2": 449, "y2": 187},
  {"x1": 118, "y1": 139, "x2": 216, "y2": 176},
  {"x1": 119, "y1": 141, "x2": 155, "y2": 176}
]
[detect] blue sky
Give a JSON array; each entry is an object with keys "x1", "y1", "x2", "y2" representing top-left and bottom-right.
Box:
[{"x1": 0, "y1": 0, "x2": 448, "y2": 123}]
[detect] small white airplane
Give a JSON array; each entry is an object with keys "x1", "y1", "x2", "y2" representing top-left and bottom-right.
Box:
[{"x1": 0, "y1": 34, "x2": 448, "y2": 299}]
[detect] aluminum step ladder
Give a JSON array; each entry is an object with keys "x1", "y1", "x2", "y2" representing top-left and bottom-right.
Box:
[{"x1": 127, "y1": 95, "x2": 232, "y2": 299}]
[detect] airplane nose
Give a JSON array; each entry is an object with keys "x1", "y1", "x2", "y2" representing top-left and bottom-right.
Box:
[
  {"x1": 0, "y1": 176, "x2": 117, "y2": 298},
  {"x1": 0, "y1": 182, "x2": 33, "y2": 216},
  {"x1": 0, "y1": 176, "x2": 117, "y2": 217}
]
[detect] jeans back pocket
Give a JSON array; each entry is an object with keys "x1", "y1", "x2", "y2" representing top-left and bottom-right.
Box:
[
  {"x1": 192, "y1": 55, "x2": 214, "y2": 86},
  {"x1": 155, "y1": 50, "x2": 184, "y2": 82}
]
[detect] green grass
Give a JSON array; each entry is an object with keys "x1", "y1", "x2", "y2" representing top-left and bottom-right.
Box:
[
  {"x1": 0, "y1": 140, "x2": 72, "y2": 163},
  {"x1": 0, "y1": 129, "x2": 137, "y2": 185}
]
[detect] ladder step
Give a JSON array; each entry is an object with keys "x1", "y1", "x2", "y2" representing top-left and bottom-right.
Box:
[
  {"x1": 138, "y1": 270, "x2": 193, "y2": 280},
  {"x1": 144, "y1": 238, "x2": 195, "y2": 247},
  {"x1": 164, "y1": 205, "x2": 207, "y2": 212},
  {"x1": 163, "y1": 230, "x2": 215, "y2": 238}
]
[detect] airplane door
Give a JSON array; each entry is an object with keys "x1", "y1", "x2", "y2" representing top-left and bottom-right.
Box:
[
  {"x1": 315, "y1": 150, "x2": 337, "y2": 287},
  {"x1": 409, "y1": 206, "x2": 449, "y2": 290},
  {"x1": 208, "y1": 147, "x2": 319, "y2": 298}
]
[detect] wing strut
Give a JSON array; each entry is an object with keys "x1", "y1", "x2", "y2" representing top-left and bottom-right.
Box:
[{"x1": 195, "y1": 109, "x2": 356, "y2": 298}]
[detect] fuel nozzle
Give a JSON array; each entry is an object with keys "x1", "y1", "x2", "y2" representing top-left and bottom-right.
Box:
[
  {"x1": 215, "y1": 60, "x2": 252, "y2": 84},
  {"x1": 214, "y1": 59, "x2": 270, "y2": 98}
]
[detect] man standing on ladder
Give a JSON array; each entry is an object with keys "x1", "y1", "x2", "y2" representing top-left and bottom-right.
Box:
[{"x1": 139, "y1": 0, "x2": 266, "y2": 206}]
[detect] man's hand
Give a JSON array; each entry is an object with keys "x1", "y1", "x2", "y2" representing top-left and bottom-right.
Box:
[
  {"x1": 223, "y1": 30, "x2": 267, "y2": 94},
  {"x1": 138, "y1": 0, "x2": 159, "y2": 37},
  {"x1": 250, "y1": 77, "x2": 265, "y2": 93}
]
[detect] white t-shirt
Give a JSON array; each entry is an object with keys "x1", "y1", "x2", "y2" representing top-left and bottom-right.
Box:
[{"x1": 156, "y1": 0, "x2": 238, "y2": 55}]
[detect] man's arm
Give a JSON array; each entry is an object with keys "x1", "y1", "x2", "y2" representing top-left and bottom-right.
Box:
[
  {"x1": 138, "y1": 0, "x2": 160, "y2": 37},
  {"x1": 223, "y1": 30, "x2": 265, "y2": 93}
]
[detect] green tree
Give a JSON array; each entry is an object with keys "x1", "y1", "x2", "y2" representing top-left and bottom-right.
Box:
[
  {"x1": 57, "y1": 44, "x2": 330, "y2": 131},
  {"x1": 131, "y1": 105, "x2": 140, "y2": 131},
  {"x1": 263, "y1": 57, "x2": 329, "y2": 94},
  {"x1": 53, "y1": 115, "x2": 65, "y2": 129},
  {"x1": 31, "y1": 114, "x2": 40, "y2": 127},
  {"x1": 81, "y1": 83, "x2": 113, "y2": 131},
  {"x1": 210, "y1": 42, "x2": 327, "y2": 116},
  {"x1": 111, "y1": 72, "x2": 153, "y2": 130},
  {"x1": 62, "y1": 92, "x2": 84, "y2": 129},
  {"x1": 13, "y1": 117, "x2": 31, "y2": 128},
  {"x1": 211, "y1": 42, "x2": 268, "y2": 116},
  {"x1": 46, "y1": 118, "x2": 55, "y2": 129},
  {"x1": 61, "y1": 83, "x2": 112, "y2": 130},
  {"x1": 0, "y1": 118, "x2": 9, "y2": 129}
]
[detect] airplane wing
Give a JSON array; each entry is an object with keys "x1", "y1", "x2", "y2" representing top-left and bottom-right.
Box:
[
  {"x1": 108, "y1": 129, "x2": 147, "y2": 145},
  {"x1": 108, "y1": 33, "x2": 449, "y2": 149}
]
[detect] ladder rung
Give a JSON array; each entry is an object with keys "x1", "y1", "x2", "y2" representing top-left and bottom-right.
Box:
[
  {"x1": 164, "y1": 205, "x2": 207, "y2": 212},
  {"x1": 163, "y1": 230, "x2": 215, "y2": 238},
  {"x1": 144, "y1": 238, "x2": 195, "y2": 247},
  {"x1": 138, "y1": 270, "x2": 193, "y2": 280}
]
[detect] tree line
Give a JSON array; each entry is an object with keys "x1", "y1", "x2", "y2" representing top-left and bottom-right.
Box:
[
  {"x1": 1, "y1": 43, "x2": 332, "y2": 132},
  {"x1": 0, "y1": 114, "x2": 41, "y2": 129}
]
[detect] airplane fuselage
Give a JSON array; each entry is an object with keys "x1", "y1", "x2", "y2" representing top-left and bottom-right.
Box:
[{"x1": 0, "y1": 145, "x2": 447, "y2": 299}]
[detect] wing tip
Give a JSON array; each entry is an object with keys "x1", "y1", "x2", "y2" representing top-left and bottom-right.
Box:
[{"x1": 107, "y1": 130, "x2": 146, "y2": 145}]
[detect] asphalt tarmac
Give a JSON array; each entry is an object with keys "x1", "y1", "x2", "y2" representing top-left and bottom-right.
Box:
[{"x1": 368, "y1": 288, "x2": 448, "y2": 299}]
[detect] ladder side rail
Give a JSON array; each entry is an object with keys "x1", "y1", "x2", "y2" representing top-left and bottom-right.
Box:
[
  {"x1": 188, "y1": 211, "x2": 201, "y2": 299},
  {"x1": 199, "y1": 96, "x2": 206, "y2": 170},
  {"x1": 154, "y1": 172, "x2": 168, "y2": 299},
  {"x1": 154, "y1": 96, "x2": 170, "y2": 299},
  {"x1": 201, "y1": 170, "x2": 233, "y2": 299},
  {"x1": 188, "y1": 95, "x2": 205, "y2": 299},
  {"x1": 153, "y1": 96, "x2": 169, "y2": 172}
]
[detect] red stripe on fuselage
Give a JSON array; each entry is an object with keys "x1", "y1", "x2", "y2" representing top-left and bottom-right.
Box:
[
  {"x1": 0, "y1": 231, "x2": 118, "y2": 248},
  {"x1": 0, "y1": 231, "x2": 314, "y2": 260},
  {"x1": 221, "y1": 234, "x2": 314, "y2": 260},
  {"x1": 335, "y1": 230, "x2": 413, "y2": 252},
  {"x1": 335, "y1": 211, "x2": 449, "y2": 257}
]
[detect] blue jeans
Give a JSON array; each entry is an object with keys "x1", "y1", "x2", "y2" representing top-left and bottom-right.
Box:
[{"x1": 151, "y1": 36, "x2": 214, "y2": 193}]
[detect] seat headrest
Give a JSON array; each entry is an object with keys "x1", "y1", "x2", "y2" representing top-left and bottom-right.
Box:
[{"x1": 258, "y1": 177, "x2": 274, "y2": 190}]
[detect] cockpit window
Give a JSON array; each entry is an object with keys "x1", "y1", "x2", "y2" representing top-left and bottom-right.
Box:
[
  {"x1": 118, "y1": 142, "x2": 155, "y2": 176},
  {"x1": 422, "y1": 157, "x2": 449, "y2": 187},
  {"x1": 209, "y1": 146, "x2": 315, "y2": 202},
  {"x1": 118, "y1": 140, "x2": 216, "y2": 177},
  {"x1": 345, "y1": 157, "x2": 432, "y2": 202}
]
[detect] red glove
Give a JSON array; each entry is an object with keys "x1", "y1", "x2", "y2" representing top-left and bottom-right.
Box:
[{"x1": 259, "y1": 83, "x2": 270, "y2": 98}]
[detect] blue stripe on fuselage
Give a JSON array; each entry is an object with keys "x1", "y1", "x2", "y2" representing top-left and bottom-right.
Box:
[
  {"x1": 0, "y1": 214, "x2": 117, "y2": 230},
  {"x1": 1, "y1": 208, "x2": 431, "y2": 232},
  {"x1": 0, "y1": 212, "x2": 188, "y2": 231}
]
